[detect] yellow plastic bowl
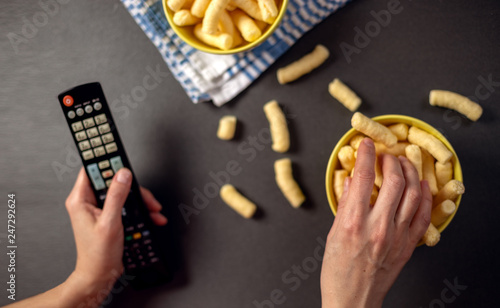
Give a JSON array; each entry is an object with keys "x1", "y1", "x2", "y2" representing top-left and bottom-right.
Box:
[
  {"x1": 325, "y1": 115, "x2": 463, "y2": 234},
  {"x1": 162, "y1": 0, "x2": 289, "y2": 54}
]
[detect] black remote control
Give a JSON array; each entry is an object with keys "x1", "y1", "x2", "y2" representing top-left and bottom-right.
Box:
[{"x1": 58, "y1": 82, "x2": 170, "y2": 288}]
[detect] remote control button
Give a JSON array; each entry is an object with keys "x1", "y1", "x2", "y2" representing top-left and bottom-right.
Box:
[
  {"x1": 98, "y1": 123, "x2": 110, "y2": 134},
  {"x1": 142, "y1": 230, "x2": 150, "y2": 237},
  {"x1": 75, "y1": 131, "x2": 87, "y2": 141},
  {"x1": 83, "y1": 118, "x2": 95, "y2": 128},
  {"x1": 101, "y1": 133, "x2": 114, "y2": 144},
  {"x1": 86, "y1": 127, "x2": 99, "y2": 138},
  {"x1": 76, "y1": 108, "x2": 84, "y2": 116},
  {"x1": 106, "y1": 179, "x2": 113, "y2": 187},
  {"x1": 138, "y1": 255, "x2": 144, "y2": 260},
  {"x1": 98, "y1": 160, "x2": 110, "y2": 169},
  {"x1": 94, "y1": 102, "x2": 102, "y2": 111},
  {"x1": 82, "y1": 150, "x2": 94, "y2": 161},
  {"x1": 137, "y1": 223, "x2": 144, "y2": 229},
  {"x1": 94, "y1": 114, "x2": 107, "y2": 125},
  {"x1": 133, "y1": 232, "x2": 142, "y2": 240},
  {"x1": 78, "y1": 140, "x2": 91, "y2": 151},
  {"x1": 146, "y1": 245, "x2": 152, "y2": 251},
  {"x1": 126, "y1": 226, "x2": 134, "y2": 232},
  {"x1": 105, "y1": 142, "x2": 118, "y2": 154},
  {"x1": 102, "y1": 169, "x2": 114, "y2": 179},
  {"x1": 87, "y1": 164, "x2": 106, "y2": 190},
  {"x1": 94, "y1": 146, "x2": 106, "y2": 157},
  {"x1": 126, "y1": 264, "x2": 137, "y2": 270},
  {"x1": 148, "y1": 252, "x2": 155, "y2": 257},
  {"x1": 110, "y1": 156, "x2": 124, "y2": 172},
  {"x1": 125, "y1": 257, "x2": 133, "y2": 264},
  {"x1": 71, "y1": 121, "x2": 83, "y2": 132},
  {"x1": 143, "y1": 239, "x2": 152, "y2": 245},
  {"x1": 150, "y1": 257, "x2": 159, "y2": 263},
  {"x1": 67, "y1": 111, "x2": 76, "y2": 119},
  {"x1": 85, "y1": 105, "x2": 93, "y2": 113},
  {"x1": 90, "y1": 137, "x2": 102, "y2": 147},
  {"x1": 63, "y1": 95, "x2": 74, "y2": 107}
]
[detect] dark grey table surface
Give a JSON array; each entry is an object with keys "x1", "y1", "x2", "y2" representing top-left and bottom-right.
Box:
[{"x1": 1, "y1": 0, "x2": 500, "y2": 307}]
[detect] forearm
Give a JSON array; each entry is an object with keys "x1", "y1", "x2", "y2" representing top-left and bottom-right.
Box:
[{"x1": 4, "y1": 272, "x2": 114, "y2": 308}]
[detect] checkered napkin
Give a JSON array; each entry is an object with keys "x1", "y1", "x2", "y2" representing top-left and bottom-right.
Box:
[{"x1": 121, "y1": 0, "x2": 350, "y2": 106}]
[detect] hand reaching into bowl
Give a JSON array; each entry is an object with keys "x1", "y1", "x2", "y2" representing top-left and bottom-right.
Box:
[{"x1": 320, "y1": 138, "x2": 432, "y2": 308}]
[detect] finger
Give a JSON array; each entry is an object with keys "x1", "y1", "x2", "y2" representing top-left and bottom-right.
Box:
[
  {"x1": 150, "y1": 212, "x2": 168, "y2": 226},
  {"x1": 336, "y1": 177, "x2": 352, "y2": 217},
  {"x1": 345, "y1": 138, "x2": 376, "y2": 217},
  {"x1": 372, "y1": 154, "x2": 405, "y2": 222},
  {"x1": 101, "y1": 168, "x2": 133, "y2": 225},
  {"x1": 395, "y1": 156, "x2": 422, "y2": 228},
  {"x1": 66, "y1": 168, "x2": 97, "y2": 213},
  {"x1": 141, "y1": 187, "x2": 162, "y2": 212},
  {"x1": 409, "y1": 181, "x2": 432, "y2": 244}
]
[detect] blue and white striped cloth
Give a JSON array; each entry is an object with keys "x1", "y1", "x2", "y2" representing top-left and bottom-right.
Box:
[{"x1": 121, "y1": 0, "x2": 350, "y2": 106}]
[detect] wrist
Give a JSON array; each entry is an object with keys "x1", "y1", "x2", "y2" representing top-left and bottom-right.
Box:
[
  {"x1": 321, "y1": 288, "x2": 383, "y2": 308},
  {"x1": 322, "y1": 298, "x2": 382, "y2": 308},
  {"x1": 59, "y1": 271, "x2": 117, "y2": 308}
]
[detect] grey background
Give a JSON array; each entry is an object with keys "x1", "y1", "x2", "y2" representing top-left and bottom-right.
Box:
[{"x1": 1, "y1": 0, "x2": 499, "y2": 307}]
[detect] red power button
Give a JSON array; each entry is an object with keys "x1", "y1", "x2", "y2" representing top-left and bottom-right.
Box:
[{"x1": 63, "y1": 95, "x2": 74, "y2": 107}]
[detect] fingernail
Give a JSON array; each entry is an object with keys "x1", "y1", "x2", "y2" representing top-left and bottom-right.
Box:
[
  {"x1": 421, "y1": 180, "x2": 429, "y2": 190},
  {"x1": 343, "y1": 177, "x2": 351, "y2": 191},
  {"x1": 116, "y1": 168, "x2": 132, "y2": 184},
  {"x1": 363, "y1": 138, "x2": 374, "y2": 148}
]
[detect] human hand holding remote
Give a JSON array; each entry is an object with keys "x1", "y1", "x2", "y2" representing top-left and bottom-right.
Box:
[{"x1": 5, "y1": 168, "x2": 167, "y2": 308}]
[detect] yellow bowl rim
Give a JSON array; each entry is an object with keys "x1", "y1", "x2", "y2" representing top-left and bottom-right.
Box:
[
  {"x1": 325, "y1": 114, "x2": 463, "y2": 234},
  {"x1": 162, "y1": 0, "x2": 289, "y2": 55}
]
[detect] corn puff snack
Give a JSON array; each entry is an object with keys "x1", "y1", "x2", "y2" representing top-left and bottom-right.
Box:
[
  {"x1": 217, "y1": 115, "x2": 237, "y2": 140},
  {"x1": 407, "y1": 126, "x2": 452, "y2": 164},
  {"x1": 430, "y1": 90, "x2": 483, "y2": 121},
  {"x1": 328, "y1": 78, "x2": 362, "y2": 112},
  {"x1": 220, "y1": 184, "x2": 257, "y2": 218},
  {"x1": 351, "y1": 112, "x2": 397, "y2": 147},
  {"x1": 274, "y1": 158, "x2": 306, "y2": 208},
  {"x1": 264, "y1": 100, "x2": 289, "y2": 153},
  {"x1": 277, "y1": 45, "x2": 330, "y2": 84}
]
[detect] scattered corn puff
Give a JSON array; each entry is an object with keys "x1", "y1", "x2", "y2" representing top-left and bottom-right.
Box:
[
  {"x1": 430, "y1": 90, "x2": 483, "y2": 121},
  {"x1": 328, "y1": 78, "x2": 362, "y2": 112},
  {"x1": 264, "y1": 100, "x2": 290, "y2": 153},
  {"x1": 220, "y1": 184, "x2": 257, "y2": 218},
  {"x1": 274, "y1": 158, "x2": 305, "y2": 208},
  {"x1": 277, "y1": 45, "x2": 330, "y2": 84},
  {"x1": 217, "y1": 115, "x2": 237, "y2": 140}
]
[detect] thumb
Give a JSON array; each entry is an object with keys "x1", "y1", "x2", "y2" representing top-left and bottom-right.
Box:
[{"x1": 100, "y1": 168, "x2": 133, "y2": 226}]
